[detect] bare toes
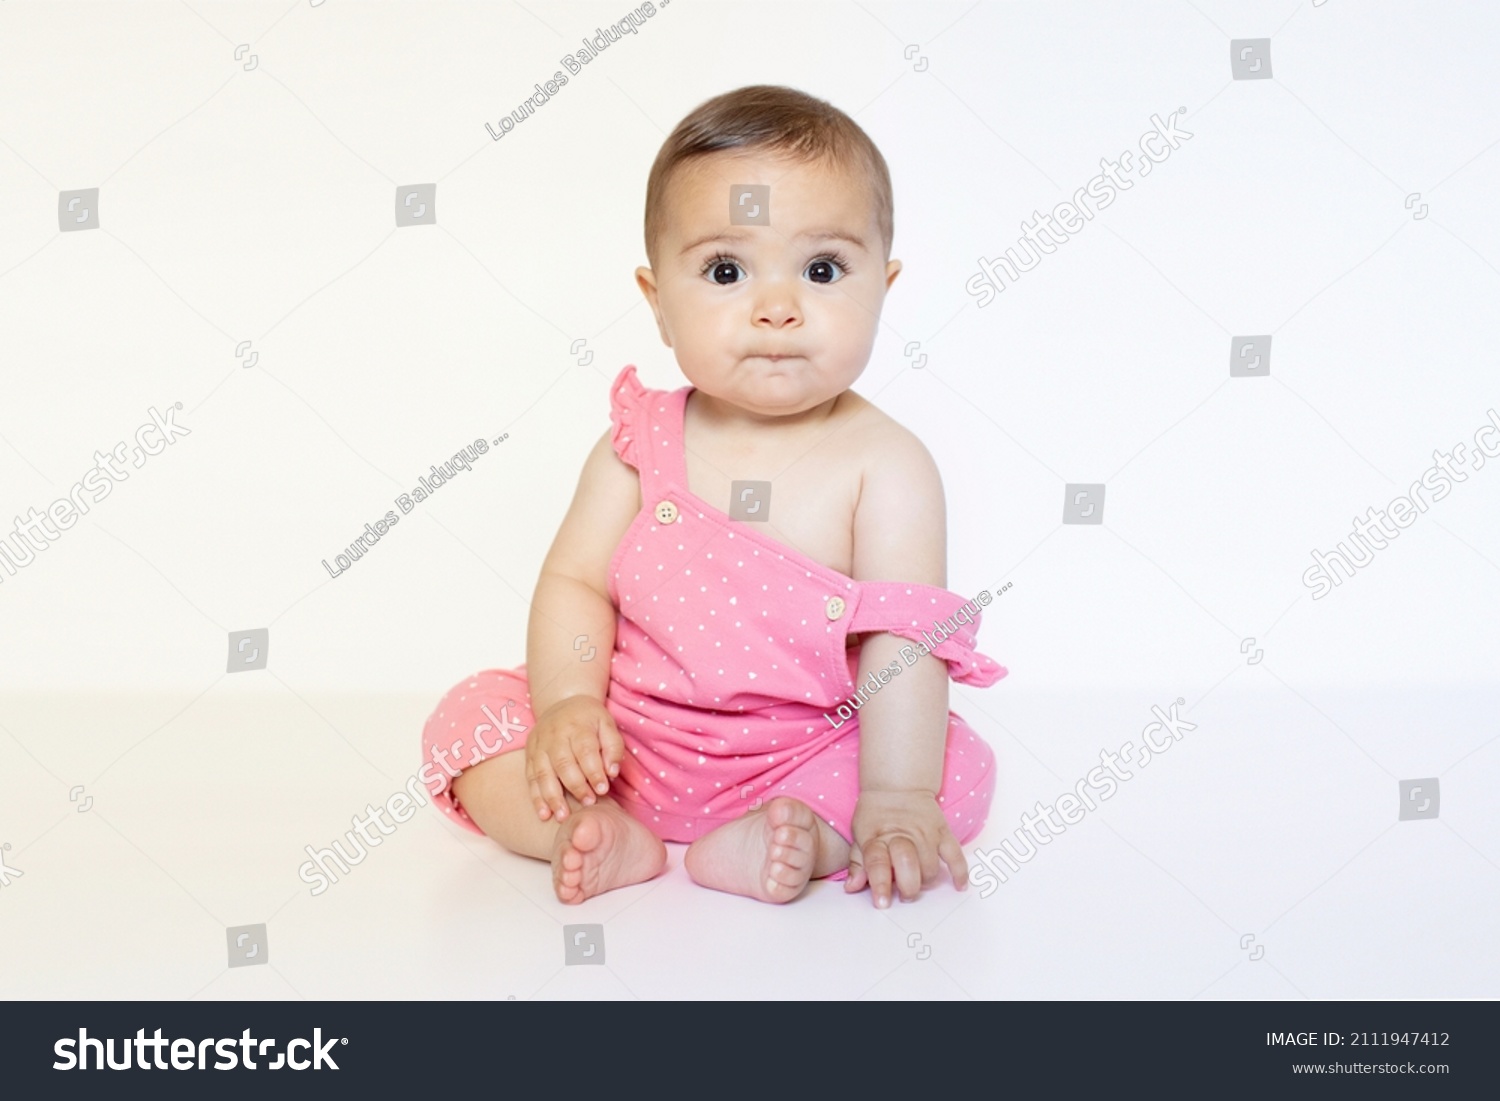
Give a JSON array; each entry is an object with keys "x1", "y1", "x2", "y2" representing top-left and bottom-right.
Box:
[
  {"x1": 765, "y1": 795, "x2": 815, "y2": 833},
  {"x1": 758, "y1": 798, "x2": 819, "y2": 902},
  {"x1": 569, "y1": 812, "x2": 605, "y2": 854},
  {"x1": 550, "y1": 804, "x2": 665, "y2": 904}
]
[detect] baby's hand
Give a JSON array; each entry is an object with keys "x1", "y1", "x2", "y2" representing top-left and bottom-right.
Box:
[
  {"x1": 844, "y1": 789, "x2": 968, "y2": 908},
  {"x1": 524, "y1": 696, "x2": 625, "y2": 821}
]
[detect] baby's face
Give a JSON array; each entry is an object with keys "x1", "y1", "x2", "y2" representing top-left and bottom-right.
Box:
[{"x1": 637, "y1": 149, "x2": 900, "y2": 418}]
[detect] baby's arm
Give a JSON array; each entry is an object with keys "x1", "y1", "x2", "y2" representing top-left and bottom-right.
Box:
[
  {"x1": 844, "y1": 428, "x2": 968, "y2": 903},
  {"x1": 849, "y1": 429, "x2": 949, "y2": 794},
  {"x1": 526, "y1": 428, "x2": 641, "y2": 718}
]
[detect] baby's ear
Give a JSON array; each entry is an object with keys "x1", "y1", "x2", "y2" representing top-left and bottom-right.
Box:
[
  {"x1": 634, "y1": 266, "x2": 673, "y2": 347},
  {"x1": 884, "y1": 258, "x2": 903, "y2": 291}
]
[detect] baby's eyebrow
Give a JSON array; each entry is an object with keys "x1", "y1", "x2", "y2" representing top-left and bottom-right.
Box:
[
  {"x1": 677, "y1": 228, "x2": 869, "y2": 257},
  {"x1": 799, "y1": 230, "x2": 868, "y2": 250}
]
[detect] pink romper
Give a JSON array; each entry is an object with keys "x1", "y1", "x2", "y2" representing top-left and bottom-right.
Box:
[{"x1": 419, "y1": 365, "x2": 1008, "y2": 880}]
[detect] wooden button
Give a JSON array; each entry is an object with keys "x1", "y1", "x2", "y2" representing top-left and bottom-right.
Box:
[
  {"x1": 654, "y1": 500, "x2": 679, "y2": 524},
  {"x1": 825, "y1": 596, "x2": 846, "y2": 620}
]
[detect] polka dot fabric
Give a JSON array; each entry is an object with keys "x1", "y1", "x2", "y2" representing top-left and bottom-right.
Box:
[{"x1": 420, "y1": 365, "x2": 1008, "y2": 880}]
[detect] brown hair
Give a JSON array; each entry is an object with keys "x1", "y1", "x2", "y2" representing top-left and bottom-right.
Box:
[{"x1": 643, "y1": 85, "x2": 894, "y2": 268}]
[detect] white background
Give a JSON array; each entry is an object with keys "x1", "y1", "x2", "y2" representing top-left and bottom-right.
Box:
[{"x1": 0, "y1": 0, "x2": 1496, "y2": 1001}]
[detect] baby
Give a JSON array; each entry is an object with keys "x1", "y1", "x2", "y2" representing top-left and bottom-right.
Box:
[{"x1": 421, "y1": 84, "x2": 1007, "y2": 908}]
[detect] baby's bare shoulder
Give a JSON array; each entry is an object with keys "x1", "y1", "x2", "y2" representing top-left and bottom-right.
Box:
[
  {"x1": 540, "y1": 427, "x2": 642, "y2": 598},
  {"x1": 843, "y1": 396, "x2": 947, "y2": 585},
  {"x1": 841, "y1": 396, "x2": 945, "y2": 499}
]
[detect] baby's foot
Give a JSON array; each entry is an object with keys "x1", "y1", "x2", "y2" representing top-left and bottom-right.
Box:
[
  {"x1": 685, "y1": 796, "x2": 847, "y2": 904},
  {"x1": 552, "y1": 799, "x2": 667, "y2": 905}
]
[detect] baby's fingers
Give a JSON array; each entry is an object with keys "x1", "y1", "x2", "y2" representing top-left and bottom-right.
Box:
[
  {"x1": 843, "y1": 848, "x2": 869, "y2": 893},
  {"x1": 573, "y1": 735, "x2": 611, "y2": 797},
  {"x1": 939, "y1": 832, "x2": 969, "y2": 891},
  {"x1": 552, "y1": 748, "x2": 596, "y2": 806},
  {"x1": 526, "y1": 757, "x2": 566, "y2": 821},
  {"x1": 888, "y1": 836, "x2": 924, "y2": 903},
  {"x1": 596, "y1": 713, "x2": 626, "y2": 779},
  {"x1": 861, "y1": 839, "x2": 895, "y2": 909}
]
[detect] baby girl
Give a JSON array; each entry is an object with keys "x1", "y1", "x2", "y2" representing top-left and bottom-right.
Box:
[{"x1": 421, "y1": 84, "x2": 1006, "y2": 908}]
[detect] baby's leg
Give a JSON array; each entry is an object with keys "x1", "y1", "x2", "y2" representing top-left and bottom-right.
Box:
[
  {"x1": 454, "y1": 750, "x2": 667, "y2": 904},
  {"x1": 423, "y1": 669, "x2": 665, "y2": 904},
  {"x1": 683, "y1": 797, "x2": 852, "y2": 904}
]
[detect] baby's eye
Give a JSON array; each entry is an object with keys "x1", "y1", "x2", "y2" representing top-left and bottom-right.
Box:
[
  {"x1": 805, "y1": 256, "x2": 846, "y2": 284},
  {"x1": 703, "y1": 258, "x2": 744, "y2": 285}
]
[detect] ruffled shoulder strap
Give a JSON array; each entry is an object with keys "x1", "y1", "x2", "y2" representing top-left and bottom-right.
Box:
[
  {"x1": 608, "y1": 365, "x2": 651, "y2": 471},
  {"x1": 846, "y1": 581, "x2": 1008, "y2": 687}
]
